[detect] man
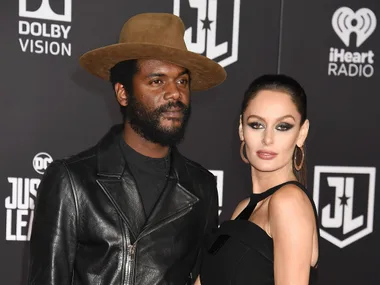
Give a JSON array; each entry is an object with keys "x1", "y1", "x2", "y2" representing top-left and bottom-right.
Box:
[{"x1": 27, "y1": 13, "x2": 226, "y2": 285}]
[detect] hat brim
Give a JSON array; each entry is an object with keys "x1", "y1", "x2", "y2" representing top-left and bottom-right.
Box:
[{"x1": 79, "y1": 43, "x2": 227, "y2": 91}]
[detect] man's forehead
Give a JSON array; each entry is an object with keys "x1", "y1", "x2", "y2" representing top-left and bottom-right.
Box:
[{"x1": 136, "y1": 59, "x2": 188, "y2": 75}]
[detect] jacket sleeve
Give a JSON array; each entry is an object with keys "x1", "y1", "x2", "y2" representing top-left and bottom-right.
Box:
[
  {"x1": 27, "y1": 161, "x2": 78, "y2": 285},
  {"x1": 204, "y1": 176, "x2": 219, "y2": 238},
  {"x1": 191, "y1": 174, "x2": 219, "y2": 284}
]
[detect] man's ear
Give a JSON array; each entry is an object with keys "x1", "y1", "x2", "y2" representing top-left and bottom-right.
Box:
[
  {"x1": 115, "y1": 83, "x2": 128, "y2": 106},
  {"x1": 297, "y1": 119, "x2": 310, "y2": 147},
  {"x1": 238, "y1": 115, "x2": 244, "y2": 141}
]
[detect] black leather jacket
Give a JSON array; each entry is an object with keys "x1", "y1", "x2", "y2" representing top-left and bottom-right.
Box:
[{"x1": 28, "y1": 125, "x2": 219, "y2": 285}]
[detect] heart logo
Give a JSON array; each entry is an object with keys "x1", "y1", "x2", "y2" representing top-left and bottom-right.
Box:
[{"x1": 332, "y1": 7, "x2": 377, "y2": 47}]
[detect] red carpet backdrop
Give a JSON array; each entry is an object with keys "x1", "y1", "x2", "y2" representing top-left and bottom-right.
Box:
[{"x1": 0, "y1": 0, "x2": 379, "y2": 284}]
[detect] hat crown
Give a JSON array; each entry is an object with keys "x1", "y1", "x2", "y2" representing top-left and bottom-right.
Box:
[
  {"x1": 79, "y1": 12, "x2": 226, "y2": 91},
  {"x1": 119, "y1": 13, "x2": 187, "y2": 51}
]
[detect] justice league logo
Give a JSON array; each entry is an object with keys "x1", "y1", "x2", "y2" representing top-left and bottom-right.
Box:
[
  {"x1": 5, "y1": 152, "x2": 53, "y2": 241},
  {"x1": 210, "y1": 170, "x2": 224, "y2": 216},
  {"x1": 173, "y1": 0, "x2": 240, "y2": 68},
  {"x1": 313, "y1": 166, "x2": 376, "y2": 248}
]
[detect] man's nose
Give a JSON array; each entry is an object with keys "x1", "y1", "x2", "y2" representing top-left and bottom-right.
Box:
[{"x1": 164, "y1": 81, "x2": 181, "y2": 101}]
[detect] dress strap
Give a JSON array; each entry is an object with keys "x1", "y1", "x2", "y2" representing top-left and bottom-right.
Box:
[
  {"x1": 236, "y1": 180, "x2": 301, "y2": 220},
  {"x1": 235, "y1": 180, "x2": 320, "y2": 268}
]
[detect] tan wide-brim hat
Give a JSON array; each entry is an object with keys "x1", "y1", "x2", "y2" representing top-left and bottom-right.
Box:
[{"x1": 80, "y1": 13, "x2": 227, "y2": 91}]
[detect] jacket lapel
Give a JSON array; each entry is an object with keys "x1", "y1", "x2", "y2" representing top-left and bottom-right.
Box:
[
  {"x1": 95, "y1": 126, "x2": 199, "y2": 241},
  {"x1": 141, "y1": 148, "x2": 199, "y2": 237},
  {"x1": 95, "y1": 125, "x2": 146, "y2": 242}
]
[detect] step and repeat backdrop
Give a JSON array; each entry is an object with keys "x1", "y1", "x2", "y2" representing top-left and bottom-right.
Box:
[{"x1": 0, "y1": 0, "x2": 379, "y2": 284}]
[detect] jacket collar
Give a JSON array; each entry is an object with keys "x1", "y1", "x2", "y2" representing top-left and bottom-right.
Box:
[
  {"x1": 95, "y1": 124, "x2": 199, "y2": 242},
  {"x1": 96, "y1": 124, "x2": 192, "y2": 183},
  {"x1": 96, "y1": 124, "x2": 126, "y2": 178}
]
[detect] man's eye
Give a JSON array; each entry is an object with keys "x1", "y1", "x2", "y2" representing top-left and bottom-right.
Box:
[
  {"x1": 177, "y1": 78, "x2": 189, "y2": 87},
  {"x1": 151, "y1": 79, "x2": 162, "y2": 85}
]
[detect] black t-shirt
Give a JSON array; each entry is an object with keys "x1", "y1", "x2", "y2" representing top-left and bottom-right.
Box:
[{"x1": 119, "y1": 136, "x2": 171, "y2": 217}]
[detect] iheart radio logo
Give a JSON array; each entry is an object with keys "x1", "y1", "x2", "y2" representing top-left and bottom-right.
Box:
[{"x1": 332, "y1": 7, "x2": 376, "y2": 47}]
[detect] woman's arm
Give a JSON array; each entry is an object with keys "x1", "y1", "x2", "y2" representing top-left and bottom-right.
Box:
[{"x1": 269, "y1": 184, "x2": 316, "y2": 285}]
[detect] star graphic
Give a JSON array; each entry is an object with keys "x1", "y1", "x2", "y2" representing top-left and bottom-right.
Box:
[
  {"x1": 338, "y1": 193, "x2": 350, "y2": 206},
  {"x1": 201, "y1": 16, "x2": 213, "y2": 30}
]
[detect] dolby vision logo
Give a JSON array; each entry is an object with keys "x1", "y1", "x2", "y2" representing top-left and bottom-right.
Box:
[
  {"x1": 19, "y1": 0, "x2": 72, "y2": 22},
  {"x1": 18, "y1": 0, "x2": 72, "y2": 56}
]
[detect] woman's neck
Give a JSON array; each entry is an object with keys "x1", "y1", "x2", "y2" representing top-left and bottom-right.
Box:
[{"x1": 250, "y1": 163, "x2": 297, "y2": 194}]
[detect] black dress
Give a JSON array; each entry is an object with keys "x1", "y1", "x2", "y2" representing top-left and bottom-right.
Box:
[{"x1": 200, "y1": 181, "x2": 319, "y2": 285}]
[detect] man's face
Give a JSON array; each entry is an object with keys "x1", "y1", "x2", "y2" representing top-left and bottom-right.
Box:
[{"x1": 124, "y1": 59, "x2": 191, "y2": 146}]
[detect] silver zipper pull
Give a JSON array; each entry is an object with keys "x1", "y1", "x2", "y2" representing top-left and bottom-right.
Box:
[
  {"x1": 128, "y1": 244, "x2": 136, "y2": 258},
  {"x1": 126, "y1": 244, "x2": 137, "y2": 285}
]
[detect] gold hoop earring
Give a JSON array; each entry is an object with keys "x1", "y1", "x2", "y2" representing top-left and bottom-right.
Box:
[
  {"x1": 294, "y1": 145, "x2": 305, "y2": 171},
  {"x1": 240, "y1": 141, "x2": 250, "y2": 164}
]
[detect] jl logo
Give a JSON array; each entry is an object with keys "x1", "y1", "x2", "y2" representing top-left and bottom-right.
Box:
[
  {"x1": 313, "y1": 166, "x2": 376, "y2": 248},
  {"x1": 332, "y1": 7, "x2": 376, "y2": 47},
  {"x1": 173, "y1": 0, "x2": 240, "y2": 67}
]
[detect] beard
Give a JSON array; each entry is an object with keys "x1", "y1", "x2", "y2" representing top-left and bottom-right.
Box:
[{"x1": 124, "y1": 94, "x2": 191, "y2": 147}]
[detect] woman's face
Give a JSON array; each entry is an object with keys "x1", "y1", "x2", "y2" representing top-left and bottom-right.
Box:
[{"x1": 239, "y1": 89, "x2": 309, "y2": 173}]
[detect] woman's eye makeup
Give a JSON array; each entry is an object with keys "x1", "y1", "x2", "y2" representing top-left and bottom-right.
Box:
[
  {"x1": 247, "y1": 121, "x2": 294, "y2": 131},
  {"x1": 276, "y1": 123, "x2": 294, "y2": 131},
  {"x1": 248, "y1": 122, "x2": 264, "y2": 129}
]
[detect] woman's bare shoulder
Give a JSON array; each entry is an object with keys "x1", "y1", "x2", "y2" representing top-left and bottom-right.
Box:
[{"x1": 268, "y1": 183, "x2": 315, "y2": 233}]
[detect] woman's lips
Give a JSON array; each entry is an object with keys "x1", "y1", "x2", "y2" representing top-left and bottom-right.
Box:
[{"x1": 256, "y1": 150, "x2": 278, "y2": 160}]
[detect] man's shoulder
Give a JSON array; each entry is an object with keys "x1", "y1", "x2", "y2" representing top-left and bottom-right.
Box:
[
  {"x1": 53, "y1": 144, "x2": 97, "y2": 172},
  {"x1": 181, "y1": 155, "x2": 215, "y2": 182},
  {"x1": 59, "y1": 124, "x2": 122, "y2": 167},
  {"x1": 179, "y1": 155, "x2": 218, "y2": 207}
]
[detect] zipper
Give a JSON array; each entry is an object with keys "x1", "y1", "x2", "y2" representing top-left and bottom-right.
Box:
[
  {"x1": 125, "y1": 242, "x2": 136, "y2": 285},
  {"x1": 124, "y1": 205, "x2": 194, "y2": 285}
]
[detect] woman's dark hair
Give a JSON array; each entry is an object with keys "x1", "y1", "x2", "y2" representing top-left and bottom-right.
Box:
[
  {"x1": 240, "y1": 74, "x2": 308, "y2": 186},
  {"x1": 109, "y1": 59, "x2": 139, "y2": 121}
]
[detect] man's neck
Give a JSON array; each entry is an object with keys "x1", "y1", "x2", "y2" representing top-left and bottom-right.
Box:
[{"x1": 122, "y1": 123, "x2": 170, "y2": 158}]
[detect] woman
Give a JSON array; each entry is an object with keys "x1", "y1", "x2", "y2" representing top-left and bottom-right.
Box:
[{"x1": 196, "y1": 74, "x2": 319, "y2": 285}]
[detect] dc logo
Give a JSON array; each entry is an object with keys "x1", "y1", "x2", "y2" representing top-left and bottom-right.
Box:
[
  {"x1": 332, "y1": 7, "x2": 377, "y2": 47},
  {"x1": 33, "y1": 152, "x2": 53, "y2": 175},
  {"x1": 173, "y1": 0, "x2": 240, "y2": 67},
  {"x1": 19, "y1": 0, "x2": 72, "y2": 22},
  {"x1": 313, "y1": 166, "x2": 376, "y2": 248}
]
